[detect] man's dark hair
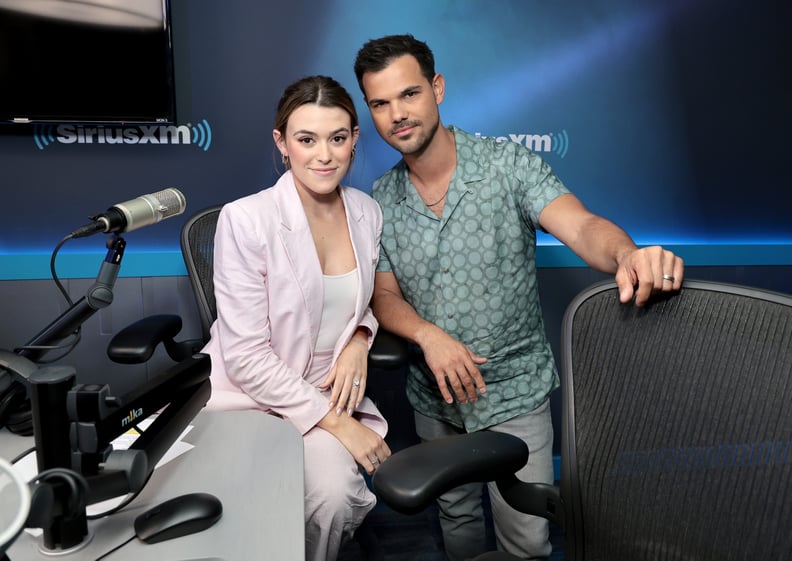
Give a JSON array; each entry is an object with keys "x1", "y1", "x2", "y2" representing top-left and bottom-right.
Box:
[{"x1": 353, "y1": 34, "x2": 436, "y2": 95}]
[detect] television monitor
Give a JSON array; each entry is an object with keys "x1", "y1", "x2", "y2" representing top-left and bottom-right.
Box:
[{"x1": 0, "y1": 0, "x2": 176, "y2": 125}]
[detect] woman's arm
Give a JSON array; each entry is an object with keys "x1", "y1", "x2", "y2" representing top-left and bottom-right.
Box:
[{"x1": 212, "y1": 203, "x2": 329, "y2": 434}]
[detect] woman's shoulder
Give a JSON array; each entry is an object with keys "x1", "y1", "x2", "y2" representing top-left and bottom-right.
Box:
[
  {"x1": 222, "y1": 174, "x2": 293, "y2": 217},
  {"x1": 222, "y1": 189, "x2": 270, "y2": 218},
  {"x1": 216, "y1": 185, "x2": 288, "y2": 241}
]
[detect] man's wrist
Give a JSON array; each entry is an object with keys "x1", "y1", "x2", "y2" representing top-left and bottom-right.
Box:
[
  {"x1": 414, "y1": 321, "x2": 440, "y2": 350},
  {"x1": 613, "y1": 244, "x2": 638, "y2": 269}
]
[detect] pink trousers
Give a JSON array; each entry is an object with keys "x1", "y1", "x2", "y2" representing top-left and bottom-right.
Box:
[{"x1": 303, "y1": 349, "x2": 387, "y2": 561}]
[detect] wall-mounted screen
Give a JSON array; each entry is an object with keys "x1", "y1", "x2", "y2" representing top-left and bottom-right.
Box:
[{"x1": 0, "y1": 0, "x2": 176, "y2": 124}]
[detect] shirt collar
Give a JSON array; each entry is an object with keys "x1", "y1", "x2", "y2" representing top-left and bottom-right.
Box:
[{"x1": 393, "y1": 125, "x2": 485, "y2": 205}]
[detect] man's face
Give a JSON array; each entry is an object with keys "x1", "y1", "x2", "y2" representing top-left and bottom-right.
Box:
[{"x1": 360, "y1": 54, "x2": 443, "y2": 157}]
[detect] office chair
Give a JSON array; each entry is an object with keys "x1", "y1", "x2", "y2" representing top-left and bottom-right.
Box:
[
  {"x1": 108, "y1": 204, "x2": 406, "y2": 367},
  {"x1": 372, "y1": 279, "x2": 792, "y2": 561},
  {"x1": 105, "y1": 205, "x2": 220, "y2": 364}
]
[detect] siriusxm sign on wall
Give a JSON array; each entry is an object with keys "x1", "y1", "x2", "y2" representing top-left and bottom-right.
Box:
[
  {"x1": 32, "y1": 120, "x2": 213, "y2": 151},
  {"x1": 475, "y1": 130, "x2": 570, "y2": 159},
  {"x1": 0, "y1": 0, "x2": 789, "y2": 280}
]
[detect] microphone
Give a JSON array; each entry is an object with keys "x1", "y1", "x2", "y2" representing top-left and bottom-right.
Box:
[{"x1": 71, "y1": 188, "x2": 187, "y2": 238}]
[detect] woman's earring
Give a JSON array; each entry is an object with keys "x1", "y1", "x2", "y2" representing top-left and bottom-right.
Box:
[
  {"x1": 351, "y1": 146, "x2": 356, "y2": 160},
  {"x1": 281, "y1": 153, "x2": 289, "y2": 167}
]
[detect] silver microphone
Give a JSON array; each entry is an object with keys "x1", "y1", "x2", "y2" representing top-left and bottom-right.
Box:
[{"x1": 72, "y1": 188, "x2": 187, "y2": 238}]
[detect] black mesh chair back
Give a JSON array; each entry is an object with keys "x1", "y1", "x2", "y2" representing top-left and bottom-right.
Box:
[
  {"x1": 560, "y1": 279, "x2": 792, "y2": 561},
  {"x1": 180, "y1": 205, "x2": 223, "y2": 342}
]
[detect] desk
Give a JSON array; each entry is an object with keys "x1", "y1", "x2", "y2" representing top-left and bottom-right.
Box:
[{"x1": 1, "y1": 410, "x2": 304, "y2": 561}]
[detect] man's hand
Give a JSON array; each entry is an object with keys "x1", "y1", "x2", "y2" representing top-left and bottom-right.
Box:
[
  {"x1": 417, "y1": 325, "x2": 488, "y2": 404},
  {"x1": 538, "y1": 195, "x2": 684, "y2": 307},
  {"x1": 615, "y1": 245, "x2": 684, "y2": 306},
  {"x1": 373, "y1": 271, "x2": 487, "y2": 403}
]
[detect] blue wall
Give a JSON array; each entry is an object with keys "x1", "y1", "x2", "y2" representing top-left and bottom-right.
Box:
[{"x1": 1, "y1": 0, "x2": 791, "y2": 280}]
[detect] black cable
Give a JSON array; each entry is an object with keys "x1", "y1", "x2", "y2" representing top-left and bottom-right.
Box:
[
  {"x1": 50, "y1": 234, "x2": 75, "y2": 306},
  {"x1": 86, "y1": 422, "x2": 149, "y2": 519},
  {"x1": 10, "y1": 446, "x2": 35, "y2": 465},
  {"x1": 30, "y1": 468, "x2": 89, "y2": 515},
  {"x1": 13, "y1": 232, "x2": 82, "y2": 361},
  {"x1": 13, "y1": 419, "x2": 148, "y2": 519},
  {"x1": 86, "y1": 468, "x2": 154, "y2": 520},
  {"x1": 93, "y1": 534, "x2": 135, "y2": 561},
  {"x1": 16, "y1": 449, "x2": 150, "y2": 519},
  {"x1": 13, "y1": 330, "x2": 82, "y2": 363}
]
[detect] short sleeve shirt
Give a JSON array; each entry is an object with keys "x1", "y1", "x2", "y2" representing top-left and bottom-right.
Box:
[{"x1": 373, "y1": 126, "x2": 570, "y2": 431}]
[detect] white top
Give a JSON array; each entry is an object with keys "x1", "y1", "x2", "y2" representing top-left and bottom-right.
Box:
[{"x1": 315, "y1": 268, "x2": 358, "y2": 352}]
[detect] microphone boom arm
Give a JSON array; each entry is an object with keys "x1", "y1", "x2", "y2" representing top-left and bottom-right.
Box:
[
  {"x1": 1, "y1": 222, "x2": 213, "y2": 553},
  {"x1": 26, "y1": 354, "x2": 211, "y2": 551},
  {"x1": 17, "y1": 235, "x2": 126, "y2": 363}
]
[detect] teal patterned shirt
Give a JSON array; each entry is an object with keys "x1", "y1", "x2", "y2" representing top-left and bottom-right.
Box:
[{"x1": 373, "y1": 126, "x2": 570, "y2": 431}]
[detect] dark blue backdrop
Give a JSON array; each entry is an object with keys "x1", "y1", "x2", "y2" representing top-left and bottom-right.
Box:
[{"x1": 1, "y1": 0, "x2": 790, "y2": 279}]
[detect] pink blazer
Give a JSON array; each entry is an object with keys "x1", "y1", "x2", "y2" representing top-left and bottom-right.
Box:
[{"x1": 202, "y1": 172, "x2": 382, "y2": 434}]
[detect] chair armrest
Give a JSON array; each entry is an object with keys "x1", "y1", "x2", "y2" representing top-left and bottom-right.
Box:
[
  {"x1": 496, "y1": 479, "x2": 564, "y2": 528},
  {"x1": 369, "y1": 329, "x2": 407, "y2": 369},
  {"x1": 371, "y1": 431, "x2": 528, "y2": 515},
  {"x1": 107, "y1": 314, "x2": 202, "y2": 364},
  {"x1": 368, "y1": 329, "x2": 408, "y2": 369}
]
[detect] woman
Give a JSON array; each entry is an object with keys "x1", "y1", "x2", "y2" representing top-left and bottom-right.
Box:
[{"x1": 202, "y1": 76, "x2": 390, "y2": 561}]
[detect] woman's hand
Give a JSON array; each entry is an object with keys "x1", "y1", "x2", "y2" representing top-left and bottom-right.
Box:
[
  {"x1": 320, "y1": 334, "x2": 369, "y2": 416},
  {"x1": 318, "y1": 412, "x2": 391, "y2": 475}
]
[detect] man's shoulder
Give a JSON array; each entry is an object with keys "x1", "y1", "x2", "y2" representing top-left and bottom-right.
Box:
[
  {"x1": 452, "y1": 125, "x2": 524, "y2": 157},
  {"x1": 371, "y1": 160, "x2": 408, "y2": 202},
  {"x1": 451, "y1": 125, "x2": 551, "y2": 180}
]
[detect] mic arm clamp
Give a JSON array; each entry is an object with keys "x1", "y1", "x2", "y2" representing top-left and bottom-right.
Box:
[
  {"x1": 4, "y1": 233, "x2": 212, "y2": 553},
  {"x1": 25, "y1": 354, "x2": 211, "y2": 553}
]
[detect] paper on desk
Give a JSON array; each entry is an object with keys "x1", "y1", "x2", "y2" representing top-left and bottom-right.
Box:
[{"x1": 18, "y1": 416, "x2": 194, "y2": 527}]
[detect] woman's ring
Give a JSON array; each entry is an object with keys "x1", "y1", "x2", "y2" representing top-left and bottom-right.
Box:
[
  {"x1": 352, "y1": 379, "x2": 361, "y2": 387},
  {"x1": 662, "y1": 274, "x2": 675, "y2": 282}
]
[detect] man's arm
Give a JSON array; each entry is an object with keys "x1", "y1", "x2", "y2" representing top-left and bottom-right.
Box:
[
  {"x1": 372, "y1": 271, "x2": 487, "y2": 404},
  {"x1": 539, "y1": 193, "x2": 684, "y2": 306}
]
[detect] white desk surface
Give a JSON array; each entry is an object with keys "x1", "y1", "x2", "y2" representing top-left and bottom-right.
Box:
[{"x1": 1, "y1": 410, "x2": 305, "y2": 561}]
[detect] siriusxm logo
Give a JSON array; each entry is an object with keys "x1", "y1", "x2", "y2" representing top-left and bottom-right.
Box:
[
  {"x1": 33, "y1": 119, "x2": 213, "y2": 152},
  {"x1": 475, "y1": 129, "x2": 570, "y2": 158}
]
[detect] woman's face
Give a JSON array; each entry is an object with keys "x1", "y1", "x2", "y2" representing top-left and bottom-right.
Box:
[{"x1": 273, "y1": 103, "x2": 359, "y2": 200}]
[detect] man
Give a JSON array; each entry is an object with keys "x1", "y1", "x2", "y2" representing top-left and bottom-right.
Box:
[{"x1": 354, "y1": 34, "x2": 684, "y2": 560}]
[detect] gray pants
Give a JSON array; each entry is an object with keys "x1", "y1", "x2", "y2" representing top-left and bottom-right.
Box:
[{"x1": 414, "y1": 401, "x2": 554, "y2": 561}]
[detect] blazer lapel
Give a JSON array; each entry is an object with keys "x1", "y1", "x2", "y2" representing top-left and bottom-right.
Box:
[
  {"x1": 274, "y1": 173, "x2": 323, "y2": 346},
  {"x1": 341, "y1": 187, "x2": 372, "y2": 318}
]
